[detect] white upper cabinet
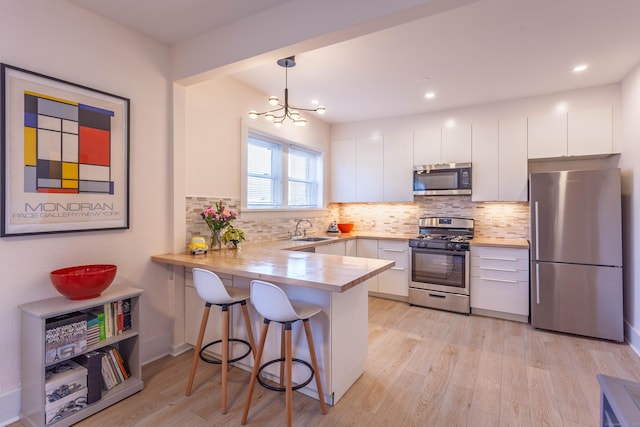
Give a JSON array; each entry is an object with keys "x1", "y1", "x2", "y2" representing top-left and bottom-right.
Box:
[
  {"x1": 355, "y1": 136, "x2": 384, "y2": 202},
  {"x1": 442, "y1": 122, "x2": 472, "y2": 163},
  {"x1": 528, "y1": 113, "x2": 567, "y2": 159},
  {"x1": 528, "y1": 107, "x2": 614, "y2": 159},
  {"x1": 568, "y1": 107, "x2": 613, "y2": 156},
  {"x1": 471, "y1": 117, "x2": 527, "y2": 202},
  {"x1": 383, "y1": 132, "x2": 413, "y2": 202},
  {"x1": 471, "y1": 120, "x2": 499, "y2": 201},
  {"x1": 498, "y1": 117, "x2": 528, "y2": 201},
  {"x1": 414, "y1": 121, "x2": 471, "y2": 165},
  {"x1": 414, "y1": 126, "x2": 441, "y2": 165},
  {"x1": 330, "y1": 139, "x2": 356, "y2": 202}
]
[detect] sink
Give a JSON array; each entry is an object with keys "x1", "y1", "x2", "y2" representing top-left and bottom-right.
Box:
[{"x1": 292, "y1": 236, "x2": 336, "y2": 242}]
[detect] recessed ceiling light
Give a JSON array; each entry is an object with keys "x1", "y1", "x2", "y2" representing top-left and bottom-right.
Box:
[
  {"x1": 445, "y1": 119, "x2": 456, "y2": 128},
  {"x1": 573, "y1": 64, "x2": 588, "y2": 73},
  {"x1": 425, "y1": 92, "x2": 436, "y2": 99}
]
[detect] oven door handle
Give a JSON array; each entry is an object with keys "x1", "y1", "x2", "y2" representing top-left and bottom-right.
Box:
[{"x1": 411, "y1": 247, "x2": 468, "y2": 256}]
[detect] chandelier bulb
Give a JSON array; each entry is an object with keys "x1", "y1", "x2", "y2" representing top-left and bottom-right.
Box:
[
  {"x1": 268, "y1": 96, "x2": 279, "y2": 106},
  {"x1": 248, "y1": 111, "x2": 258, "y2": 119},
  {"x1": 265, "y1": 112, "x2": 275, "y2": 121},
  {"x1": 290, "y1": 111, "x2": 300, "y2": 120},
  {"x1": 274, "y1": 120, "x2": 283, "y2": 128},
  {"x1": 315, "y1": 106, "x2": 326, "y2": 114}
]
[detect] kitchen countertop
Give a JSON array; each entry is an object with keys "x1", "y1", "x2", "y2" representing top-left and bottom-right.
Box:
[
  {"x1": 470, "y1": 237, "x2": 530, "y2": 249},
  {"x1": 152, "y1": 235, "x2": 396, "y2": 293}
]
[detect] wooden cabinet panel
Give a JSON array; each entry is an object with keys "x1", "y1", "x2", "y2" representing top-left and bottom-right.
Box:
[{"x1": 315, "y1": 240, "x2": 346, "y2": 256}]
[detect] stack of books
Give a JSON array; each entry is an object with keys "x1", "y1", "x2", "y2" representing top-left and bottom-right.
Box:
[
  {"x1": 98, "y1": 346, "x2": 129, "y2": 390},
  {"x1": 86, "y1": 312, "x2": 104, "y2": 346}
]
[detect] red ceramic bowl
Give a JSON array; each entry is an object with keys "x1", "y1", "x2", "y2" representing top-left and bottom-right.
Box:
[
  {"x1": 337, "y1": 223, "x2": 354, "y2": 233},
  {"x1": 50, "y1": 264, "x2": 117, "y2": 300}
]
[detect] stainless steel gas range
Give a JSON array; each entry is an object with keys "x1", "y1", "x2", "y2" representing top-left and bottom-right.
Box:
[{"x1": 408, "y1": 217, "x2": 474, "y2": 314}]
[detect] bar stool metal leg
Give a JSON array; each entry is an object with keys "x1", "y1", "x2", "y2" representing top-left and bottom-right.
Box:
[
  {"x1": 285, "y1": 322, "x2": 293, "y2": 427},
  {"x1": 186, "y1": 303, "x2": 211, "y2": 396},
  {"x1": 221, "y1": 305, "x2": 229, "y2": 413}
]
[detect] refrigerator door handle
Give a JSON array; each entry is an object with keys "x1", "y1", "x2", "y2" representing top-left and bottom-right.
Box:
[
  {"x1": 535, "y1": 262, "x2": 540, "y2": 305},
  {"x1": 534, "y1": 201, "x2": 540, "y2": 261},
  {"x1": 534, "y1": 201, "x2": 540, "y2": 305}
]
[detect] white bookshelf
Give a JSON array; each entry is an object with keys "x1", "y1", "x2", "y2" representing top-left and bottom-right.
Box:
[{"x1": 19, "y1": 286, "x2": 144, "y2": 427}]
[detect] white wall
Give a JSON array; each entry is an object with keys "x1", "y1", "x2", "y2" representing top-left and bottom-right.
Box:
[
  {"x1": 621, "y1": 62, "x2": 640, "y2": 353},
  {"x1": 0, "y1": 1, "x2": 173, "y2": 422},
  {"x1": 184, "y1": 76, "x2": 331, "y2": 198}
]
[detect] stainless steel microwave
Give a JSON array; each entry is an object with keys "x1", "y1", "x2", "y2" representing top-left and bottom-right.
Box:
[{"x1": 413, "y1": 163, "x2": 472, "y2": 196}]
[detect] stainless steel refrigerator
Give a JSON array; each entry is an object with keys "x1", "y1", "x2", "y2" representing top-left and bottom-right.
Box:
[{"x1": 530, "y1": 168, "x2": 623, "y2": 342}]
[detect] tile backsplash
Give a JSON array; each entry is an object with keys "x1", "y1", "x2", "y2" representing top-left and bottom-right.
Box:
[{"x1": 185, "y1": 196, "x2": 529, "y2": 246}]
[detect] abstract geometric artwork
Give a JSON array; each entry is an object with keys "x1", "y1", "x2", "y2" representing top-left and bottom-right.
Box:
[
  {"x1": 24, "y1": 91, "x2": 115, "y2": 195},
  {"x1": 1, "y1": 64, "x2": 129, "y2": 236}
]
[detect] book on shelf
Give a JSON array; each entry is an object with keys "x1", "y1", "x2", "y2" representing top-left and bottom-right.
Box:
[
  {"x1": 104, "y1": 303, "x2": 113, "y2": 339},
  {"x1": 122, "y1": 298, "x2": 132, "y2": 331},
  {"x1": 100, "y1": 352, "x2": 118, "y2": 390},
  {"x1": 98, "y1": 346, "x2": 129, "y2": 389},
  {"x1": 74, "y1": 351, "x2": 103, "y2": 404}
]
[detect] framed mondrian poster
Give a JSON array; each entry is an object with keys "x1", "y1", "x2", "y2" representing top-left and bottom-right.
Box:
[{"x1": 1, "y1": 64, "x2": 130, "y2": 236}]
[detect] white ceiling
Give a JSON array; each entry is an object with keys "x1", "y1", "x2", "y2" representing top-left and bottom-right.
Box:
[{"x1": 69, "y1": 0, "x2": 640, "y2": 125}]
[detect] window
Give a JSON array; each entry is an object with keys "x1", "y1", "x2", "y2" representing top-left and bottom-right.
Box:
[{"x1": 246, "y1": 130, "x2": 322, "y2": 209}]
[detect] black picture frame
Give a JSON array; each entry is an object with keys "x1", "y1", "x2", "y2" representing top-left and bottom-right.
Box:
[{"x1": 1, "y1": 64, "x2": 130, "y2": 236}]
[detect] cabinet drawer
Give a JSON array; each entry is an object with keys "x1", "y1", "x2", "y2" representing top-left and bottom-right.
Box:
[
  {"x1": 471, "y1": 253, "x2": 528, "y2": 270},
  {"x1": 472, "y1": 246, "x2": 528, "y2": 260},
  {"x1": 471, "y1": 265, "x2": 529, "y2": 282},
  {"x1": 378, "y1": 248, "x2": 408, "y2": 269},
  {"x1": 470, "y1": 277, "x2": 529, "y2": 316}
]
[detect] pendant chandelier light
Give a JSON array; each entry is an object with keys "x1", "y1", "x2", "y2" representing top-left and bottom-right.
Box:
[{"x1": 248, "y1": 56, "x2": 326, "y2": 127}]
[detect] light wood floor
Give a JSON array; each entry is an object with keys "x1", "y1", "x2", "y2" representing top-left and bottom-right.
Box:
[{"x1": 14, "y1": 297, "x2": 640, "y2": 426}]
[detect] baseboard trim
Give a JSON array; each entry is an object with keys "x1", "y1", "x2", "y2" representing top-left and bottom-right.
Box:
[
  {"x1": 625, "y1": 319, "x2": 640, "y2": 358},
  {"x1": 0, "y1": 387, "x2": 20, "y2": 427}
]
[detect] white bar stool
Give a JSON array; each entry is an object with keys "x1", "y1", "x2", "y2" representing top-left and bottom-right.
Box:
[
  {"x1": 186, "y1": 268, "x2": 257, "y2": 414},
  {"x1": 241, "y1": 280, "x2": 327, "y2": 427}
]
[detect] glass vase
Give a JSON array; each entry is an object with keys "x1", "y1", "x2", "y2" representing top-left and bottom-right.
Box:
[{"x1": 210, "y1": 230, "x2": 221, "y2": 251}]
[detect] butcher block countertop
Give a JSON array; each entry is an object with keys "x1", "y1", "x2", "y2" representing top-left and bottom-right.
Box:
[
  {"x1": 470, "y1": 237, "x2": 530, "y2": 249},
  {"x1": 152, "y1": 235, "x2": 395, "y2": 293}
]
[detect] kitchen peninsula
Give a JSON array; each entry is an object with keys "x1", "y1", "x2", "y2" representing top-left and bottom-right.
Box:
[{"x1": 152, "y1": 238, "x2": 394, "y2": 405}]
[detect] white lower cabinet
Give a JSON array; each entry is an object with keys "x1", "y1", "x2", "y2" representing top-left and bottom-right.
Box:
[
  {"x1": 470, "y1": 246, "x2": 529, "y2": 322},
  {"x1": 356, "y1": 239, "x2": 409, "y2": 300},
  {"x1": 356, "y1": 239, "x2": 379, "y2": 293},
  {"x1": 377, "y1": 240, "x2": 409, "y2": 299},
  {"x1": 315, "y1": 240, "x2": 347, "y2": 255}
]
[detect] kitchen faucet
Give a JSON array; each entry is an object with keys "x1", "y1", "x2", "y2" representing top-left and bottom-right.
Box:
[{"x1": 294, "y1": 219, "x2": 313, "y2": 237}]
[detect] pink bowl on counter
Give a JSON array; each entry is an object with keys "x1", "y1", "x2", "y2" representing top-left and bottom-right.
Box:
[{"x1": 50, "y1": 264, "x2": 117, "y2": 300}]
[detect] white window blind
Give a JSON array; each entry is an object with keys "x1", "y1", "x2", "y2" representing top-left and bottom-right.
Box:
[
  {"x1": 247, "y1": 136, "x2": 282, "y2": 208},
  {"x1": 247, "y1": 131, "x2": 321, "y2": 209}
]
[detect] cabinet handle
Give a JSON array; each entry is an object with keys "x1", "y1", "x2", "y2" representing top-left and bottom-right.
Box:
[
  {"x1": 480, "y1": 277, "x2": 519, "y2": 284},
  {"x1": 381, "y1": 249, "x2": 406, "y2": 253},
  {"x1": 390, "y1": 267, "x2": 405, "y2": 271},
  {"x1": 479, "y1": 267, "x2": 518, "y2": 273},
  {"x1": 479, "y1": 256, "x2": 518, "y2": 261}
]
